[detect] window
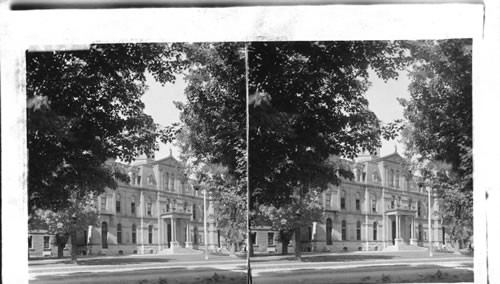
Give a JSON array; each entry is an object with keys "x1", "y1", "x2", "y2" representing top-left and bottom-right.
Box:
[
  {"x1": 326, "y1": 218, "x2": 332, "y2": 245},
  {"x1": 417, "y1": 201, "x2": 421, "y2": 216},
  {"x1": 362, "y1": 172, "x2": 366, "y2": 182},
  {"x1": 101, "y1": 222, "x2": 108, "y2": 248},
  {"x1": 148, "y1": 225, "x2": 153, "y2": 244},
  {"x1": 390, "y1": 169, "x2": 394, "y2": 186},
  {"x1": 131, "y1": 198, "x2": 136, "y2": 215},
  {"x1": 418, "y1": 224, "x2": 423, "y2": 241},
  {"x1": 101, "y1": 196, "x2": 107, "y2": 211},
  {"x1": 373, "y1": 222, "x2": 378, "y2": 241},
  {"x1": 117, "y1": 224, "x2": 122, "y2": 244},
  {"x1": 163, "y1": 173, "x2": 168, "y2": 190},
  {"x1": 167, "y1": 200, "x2": 170, "y2": 212},
  {"x1": 147, "y1": 203, "x2": 152, "y2": 216},
  {"x1": 43, "y1": 236, "x2": 50, "y2": 249},
  {"x1": 325, "y1": 192, "x2": 331, "y2": 208},
  {"x1": 194, "y1": 227, "x2": 198, "y2": 244},
  {"x1": 391, "y1": 196, "x2": 395, "y2": 209},
  {"x1": 172, "y1": 200, "x2": 177, "y2": 212},
  {"x1": 192, "y1": 204, "x2": 196, "y2": 220},
  {"x1": 341, "y1": 220, "x2": 347, "y2": 240},
  {"x1": 267, "y1": 232, "x2": 275, "y2": 246},
  {"x1": 396, "y1": 173, "x2": 400, "y2": 188},
  {"x1": 147, "y1": 175, "x2": 153, "y2": 185},
  {"x1": 132, "y1": 224, "x2": 137, "y2": 244},
  {"x1": 250, "y1": 232, "x2": 257, "y2": 245},
  {"x1": 28, "y1": 236, "x2": 33, "y2": 249},
  {"x1": 116, "y1": 200, "x2": 121, "y2": 213},
  {"x1": 184, "y1": 202, "x2": 187, "y2": 213},
  {"x1": 165, "y1": 173, "x2": 170, "y2": 190},
  {"x1": 372, "y1": 198, "x2": 377, "y2": 213},
  {"x1": 356, "y1": 221, "x2": 361, "y2": 240},
  {"x1": 137, "y1": 175, "x2": 142, "y2": 185},
  {"x1": 340, "y1": 191, "x2": 346, "y2": 210},
  {"x1": 355, "y1": 194, "x2": 360, "y2": 211}
]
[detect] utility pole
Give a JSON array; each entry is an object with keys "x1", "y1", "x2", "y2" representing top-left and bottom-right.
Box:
[
  {"x1": 428, "y1": 187, "x2": 433, "y2": 257},
  {"x1": 203, "y1": 188, "x2": 208, "y2": 260}
]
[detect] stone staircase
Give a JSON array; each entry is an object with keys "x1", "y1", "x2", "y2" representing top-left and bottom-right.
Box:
[
  {"x1": 157, "y1": 247, "x2": 204, "y2": 255},
  {"x1": 383, "y1": 244, "x2": 428, "y2": 252}
]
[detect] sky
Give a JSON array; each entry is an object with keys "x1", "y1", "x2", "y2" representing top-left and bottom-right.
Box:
[{"x1": 141, "y1": 68, "x2": 411, "y2": 160}]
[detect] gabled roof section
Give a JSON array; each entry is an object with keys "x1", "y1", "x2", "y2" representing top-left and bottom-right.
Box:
[
  {"x1": 149, "y1": 155, "x2": 184, "y2": 167},
  {"x1": 372, "y1": 151, "x2": 405, "y2": 164}
]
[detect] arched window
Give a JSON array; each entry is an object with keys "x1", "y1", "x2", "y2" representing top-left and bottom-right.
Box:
[
  {"x1": 373, "y1": 222, "x2": 378, "y2": 241},
  {"x1": 340, "y1": 191, "x2": 346, "y2": 210},
  {"x1": 356, "y1": 221, "x2": 361, "y2": 240},
  {"x1": 101, "y1": 221, "x2": 108, "y2": 248},
  {"x1": 355, "y1": 193, "x2": 361, "y2": 211},
  {"x1": 326, "y1": 218, "x2": 332, "y2": 245},
  {"x1": 117, "y1": 223, "x2": 122, "y2": 244},
  {"x1": 341, "y1": 220, "x2": 347, "y2": 240},
  {"x1": 132, "y1": 224, "x2": 137, "y2": 244},
  {"x1": 148, "y1": 225, "x2": 153, "y2": 244}
]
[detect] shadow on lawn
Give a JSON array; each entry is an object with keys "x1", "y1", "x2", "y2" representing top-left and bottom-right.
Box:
[
  {"x1": 251, "y1": 254, "x2": 395, "y2": 263},
  {"x1": 30, "y1": 257, "x2": 171, "y2": 266}
]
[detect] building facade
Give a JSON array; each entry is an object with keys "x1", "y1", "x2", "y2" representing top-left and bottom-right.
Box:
[
  {"x1": 29, "y1": 154, "x2": 221, "y2": 257},
  {"x1": 252, "y1": 151, "x2": 446, "y2": 254}
]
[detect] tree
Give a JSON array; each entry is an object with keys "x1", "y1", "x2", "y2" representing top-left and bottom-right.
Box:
[
  {"x1": 256, "y1": 191, "x2": 324, "y2": 257},
  {"x1": 27, "y1": 43, "x2": 185, "y2": 213},
  {"x1": 29, "y1": 192, "x2": 99, "y2": 262},
  {"x1": 398, "y1": 39, "x2": 473, "y2": 248},
  {"x1": 248, "y1": 41, "x2": 408, "y2": 258},
  {"x1": 174, "y1": 43, "x2": 247, "y2": 252}
]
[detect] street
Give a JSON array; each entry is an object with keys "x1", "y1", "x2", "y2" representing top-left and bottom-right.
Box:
[
  {"x1": 250, "y1": 251, "x2": 473, "y2": 283},
  {"x1": 28, "y1": 251, "x2": 473, "y2": 283}
]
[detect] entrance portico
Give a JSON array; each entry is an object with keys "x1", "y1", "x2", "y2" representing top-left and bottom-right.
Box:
[
  {"x1": 385, "y1": 208, "x2": 417, "y2": 248},
  {"x1": 159, "y1": 212, "x2": 192, "y2": 250}
]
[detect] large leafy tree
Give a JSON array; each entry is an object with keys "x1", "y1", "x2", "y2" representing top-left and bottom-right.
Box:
[
  {"x1": 29, "y1": 192, "x2": 99, "y2": 261},
  {"x1": 399, "y1": 39, "x2": 473, "y2": 248},
  {"x1": 27, "y1": 43, "x2": 184, "y2": 212},
  {"x1": 256, "y1": 191, "x2": 324, "y2": 256},
  {"x1": 248, "y1": 41, "x2": 408, "y2": 257},
  {"x1": 174, "y1": 43, "x2": 247, "y2": 252}
]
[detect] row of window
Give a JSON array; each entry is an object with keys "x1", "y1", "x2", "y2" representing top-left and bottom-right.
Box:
[
  {"x1": 325, "y1": 219, "x2": 378, "y2": 244},
  {"x1": 249, "y1": 232, "x2": 276, "y2": 246},
  {"x1": 102, "y1": 197, "x2": 203, "y2": 220}
]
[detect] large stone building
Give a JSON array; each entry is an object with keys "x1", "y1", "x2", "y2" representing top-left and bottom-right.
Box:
[
  {"x1": 252, "y1": 150, "x2": 446, "y2": 254},
  {"x1": 28, "y1": 154, "x2": 221, "y2": 258}
]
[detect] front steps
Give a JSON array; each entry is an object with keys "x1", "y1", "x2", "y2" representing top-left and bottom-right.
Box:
[
  {"x1": 383, "y1": 244, "x2": 428, "y2": 252},
  {"x1": 157, "y1": 247, "x2": 204, "y2": 255}
]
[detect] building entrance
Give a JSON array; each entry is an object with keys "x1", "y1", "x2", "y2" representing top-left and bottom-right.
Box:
[{"x1": 392, "y1": 220, "x2": 396, "y2": 245}]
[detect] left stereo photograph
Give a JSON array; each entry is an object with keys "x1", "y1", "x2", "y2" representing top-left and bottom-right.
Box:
[{"x1": 26, "y1": 42, "x2": 249, "y2": 283}]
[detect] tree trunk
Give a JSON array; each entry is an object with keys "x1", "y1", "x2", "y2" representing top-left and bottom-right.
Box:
[
  {"x1": 70, "y1": 231, "x2": 78, "y2": 264},
  {"x1": 57, "y1": 244, "x2": 64, "y2": 258},
  {"x1": 249, "y1": 237, "x2": 254, "y2": 257},
  {"x1": 294, "y1": 227, "x2": 302, "y2": 261}
]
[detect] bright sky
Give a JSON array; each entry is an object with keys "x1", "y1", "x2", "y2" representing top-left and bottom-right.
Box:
[{"x1": 141, "y1": 68, "x2": 411, "y2": 161}]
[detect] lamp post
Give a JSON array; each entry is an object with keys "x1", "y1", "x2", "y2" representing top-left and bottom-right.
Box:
[
  {"x1": 71, "y1": 213, "x2": 78, "y2": 264},
  {"x1": 427, "y1": 187, "x2": 433, "y2": 257},
  {"x1": 203, "y1": 188, "x2": 208, "y2": 260}
]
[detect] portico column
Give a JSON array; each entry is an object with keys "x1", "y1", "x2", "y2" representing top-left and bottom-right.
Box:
[
  {"x1": 185, "y1": 220, "x2": 192, "y2": 248},
  {"x1": 396, "y1": 215, "x2": 400, "y2": 239}
]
